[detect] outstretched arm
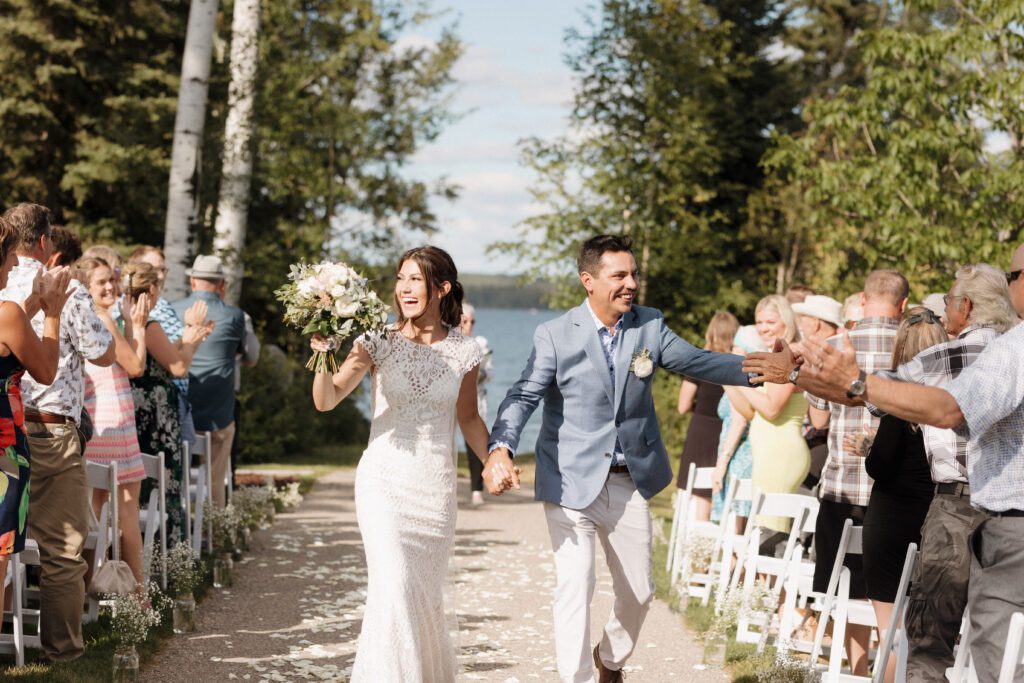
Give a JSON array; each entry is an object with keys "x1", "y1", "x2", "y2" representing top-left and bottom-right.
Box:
[
  {"x1": 312, "y1": 340, "x2": 373, "y2": 412},
  {"x1": 458, "y1": 366, "x2": 519, "y2": 493},
  {"x1": 659, "y1": 317, "x2": 749, "y2": 386}
]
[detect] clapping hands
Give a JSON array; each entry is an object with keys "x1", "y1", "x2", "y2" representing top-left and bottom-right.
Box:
[
  {"x1": 482, "y1": 447, "x2": 520, "y2": 496},
  {"x1": 36, "y1": 266, "x2": 75, "y2": 317}
]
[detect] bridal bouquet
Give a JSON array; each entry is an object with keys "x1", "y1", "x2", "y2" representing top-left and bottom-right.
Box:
[{"x1": 275, "y1": 260, "x2": 390, "y2": 373}]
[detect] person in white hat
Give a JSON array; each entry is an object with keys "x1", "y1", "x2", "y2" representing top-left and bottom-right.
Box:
[{"x1": 792, "y1": 294, "x2": 843, "y2": 344}]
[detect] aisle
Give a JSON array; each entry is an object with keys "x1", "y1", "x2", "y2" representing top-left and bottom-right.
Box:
[{"x1": 143, "y1": 470, "x2": 724, "y2": 681}]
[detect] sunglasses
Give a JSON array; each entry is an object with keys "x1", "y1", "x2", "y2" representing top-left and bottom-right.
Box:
[
  {"x1": 906, "y1": 310, "x2": 941, "y2": 326},
  {"x1": 1007, "y1": 269, "x2": 1023, "y2": 284}
]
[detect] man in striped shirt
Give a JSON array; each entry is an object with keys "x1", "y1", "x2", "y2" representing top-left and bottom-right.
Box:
[{"x1": 805, "y1": 270, "x2": 908, "y2": 677}]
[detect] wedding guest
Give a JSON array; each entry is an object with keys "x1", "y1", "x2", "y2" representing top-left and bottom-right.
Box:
[
  {"x1": 82, "y1": 244, "x2": 122, "y2": 284},
  {"x1": 804, "y1": 270, "x2": 907, "y2": 677},
  {"x1": 785, "y1": 284, "x2": 815, "y2": 304},
  {"x1": 724, "y1": 295, "x2": 809, "y2": 537},
  {"x1": 79, "y1": 257, "x2": 153, "y2": 585},
  {"x1": 791, "y1": 295, "x2": 843, "y2": 488},
  {"x1": 0, "y1": 204, "x2": 115, "y2": 662},
  {"x1": 872, "y1": 264, "x2": 1018, "y2": 682},
  {"x1": 678, "y1": 312, "x2": 732, "y2": 521},
  {"x1": 842, "y1": 292, "x2": 865, "y2": 329},
  {"x1": 125, "y1": 262, "x2": 210, "y2": 542},
  {"x1": 0, "y1": 215, "x2": 69, "y2": 639},
  {"x1": 706, "y1": 312, "x2": 752, "y2": 528},
  {"x1": 128, "y1": 246, "x2": 199, "y2": 447},
  {"x1": 48, "y1": 225, "x2": 82, "y2": 267},
  {"x1": 172, "y1": 255, "x2": 245, "y2": 508},
  {"x1": 230, "y1": 310, "x2": 260, "y2": 493},
  {"x1": 460, "y1": 303, "x2": 493, "y2": 507},
  {"x1": 857, "y1": 308, "x2": 947, "y2": 683}
]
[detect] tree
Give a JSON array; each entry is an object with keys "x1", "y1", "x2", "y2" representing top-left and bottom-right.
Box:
[
  {"x1": 0, "y1": 0, "x2": 186, "y2": 241},
  {"x1": 766, "y1": 0, "x2": 1024, "y2": 298},
  {"x1": 164, "y1": 0, "x2": 220, "y2": 299},
  {"x1": 213, "y1": 0, "x2": 261, "y2": 305},
  {"x1": 494, "y1": 0, "x2": 800, "y2": 336}
]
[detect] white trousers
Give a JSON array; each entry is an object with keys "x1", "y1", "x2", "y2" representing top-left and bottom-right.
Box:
[{"x1": 544, "y1": 472, "x2": 654, "y2": 683}]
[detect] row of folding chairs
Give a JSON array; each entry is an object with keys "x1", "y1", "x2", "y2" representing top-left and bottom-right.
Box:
[{"x1": 0, "y1": 431, "x2": 229, "y2": 667}]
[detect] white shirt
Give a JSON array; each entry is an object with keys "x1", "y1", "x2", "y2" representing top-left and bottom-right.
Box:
[{"x1": 0, "y1": 257, "x2": 112, "y2": 422}]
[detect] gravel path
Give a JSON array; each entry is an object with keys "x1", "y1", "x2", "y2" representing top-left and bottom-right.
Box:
[{"x1": 143, "y1": 470, "x2": 725, "y2": 681}]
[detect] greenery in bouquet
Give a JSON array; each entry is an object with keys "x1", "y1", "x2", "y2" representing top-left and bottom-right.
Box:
[
  {"x1": 274, "y1": 260, "x2": 390, "y2": 373},
  {"x1": 110, "y1": 582, "x2": 170, "y2": 647},
  {"x1": 166, "y1": 542, "x2": 202, "y2": 596}
]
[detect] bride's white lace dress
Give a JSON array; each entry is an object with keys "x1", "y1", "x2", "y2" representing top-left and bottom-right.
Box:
[{"x1": 350, "y1": 326, "x2": 481, "y2": 682}]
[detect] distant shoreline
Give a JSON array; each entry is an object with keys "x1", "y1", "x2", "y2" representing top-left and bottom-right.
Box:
[{"x1": 461, "y1": 273, "x2": 556, "y2": 310}]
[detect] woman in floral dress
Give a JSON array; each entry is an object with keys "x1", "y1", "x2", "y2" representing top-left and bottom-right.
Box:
[
  {"x1": 124, "y1": 263, "x2": 210, "y2": 542},
  {"x1": 0, "y1": 219, "x2": 71, "y2": 619}
]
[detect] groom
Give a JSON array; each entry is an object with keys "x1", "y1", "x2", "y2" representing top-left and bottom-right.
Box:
[{"x1": 485, "y1": 235, "x2": 753, "y2": 682}]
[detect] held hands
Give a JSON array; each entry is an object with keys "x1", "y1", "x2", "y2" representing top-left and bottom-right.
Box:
[
  {"x1": 742, "y1": 338, "x2": 801, "y2": 385},
  {"x1": 796, "y1": 332, "x2": 864, "y2": 405},
  {"x1": 482, "y1": 447, "x2": 520, "y2": 496}
]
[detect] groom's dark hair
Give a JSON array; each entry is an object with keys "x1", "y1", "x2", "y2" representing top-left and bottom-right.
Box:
[{"x1": 578, "y1": 234, "x2": 634, "y2": 275}]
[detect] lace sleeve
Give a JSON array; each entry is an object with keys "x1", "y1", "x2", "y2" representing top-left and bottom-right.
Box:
[
  {"x1": 355, "y1": 330, "x2": 389, "y2": 365},
  {"x1": 461, "y1": 334, "x2": 483, "y2": 376}
]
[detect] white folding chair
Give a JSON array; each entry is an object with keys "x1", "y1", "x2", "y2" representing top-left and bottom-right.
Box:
[
  {"x1": 184, "y1": 434, "x2": 214, "y2": 557},
  {"x1": 666, "y1": 463, "x2": 697, "y2": 577},
  {"x1": 0, "y1": 543, "x2": 38, "y2": 666},
  {"x1": 713, "y1": 476, "x2": 754, "y2": 608},
  {"x1": 84, "y1": 461, "x2": 119, "y2": 623},
  {"x1": 945, "y1": 609, "x2": 975, "y2": 683},
  {"x1": 810, "y1": 518, "x2": 880, "y2": 682},
  {"x1": 733, "y1": 492, "x2": 814, "y2": 650},
  {"x1": 669, "y1": 466, "x2": 730, "y2": 603},
  {"x1": 997, "y1": 612, "x2": 1024, "y2": 683},
  {"x1": 872, "y1": 543, "x2": 917, "y2": 683},
  {"x1": 139, "y1": 451, "x2": 167, "y2": 589}
]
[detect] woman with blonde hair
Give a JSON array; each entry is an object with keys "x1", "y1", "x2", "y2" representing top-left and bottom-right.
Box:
[
  {"x1": 677, "y1": 311, "x2": 737, "y2": 521},
  {"x1": 724, "y1": 295, "x2": 809, "y2": 535},
  {"x1": 78, "y1": 256, "x2": 153, "y2": 585}
]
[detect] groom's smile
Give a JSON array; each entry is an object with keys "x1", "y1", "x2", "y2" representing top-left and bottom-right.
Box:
[{"x1": 581, "y1": 250, "x2": 640, "y2": 327}]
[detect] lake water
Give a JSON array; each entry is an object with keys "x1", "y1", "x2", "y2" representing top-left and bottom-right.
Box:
[{"x1": 473, "y1": 308, "x2": 565, "y2": 452}]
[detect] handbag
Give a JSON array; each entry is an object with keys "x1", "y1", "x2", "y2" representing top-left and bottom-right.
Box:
[{"x1": 88, "y1": 559, "x2": 137, "y2": 597}]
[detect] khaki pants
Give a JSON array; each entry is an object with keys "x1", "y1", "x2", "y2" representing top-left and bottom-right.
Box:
[
  {"x1": 25, "y1": 420, "x2": 90, "y2": 662},
  {"x1": 544, "y1": 473, "x2": 654, "y2": 683},
  {"x1": 198, "y1": 423, "x2": 235, "y2": 508}
]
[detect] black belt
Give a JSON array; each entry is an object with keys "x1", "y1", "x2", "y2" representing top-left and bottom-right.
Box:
[
  {"x1": 982, "y1": 508, "x2": 1024, "y2": 518},
  {"x1": 609, "y1": 465, "x2": 629, "y2": 474},
  {"x1": 935, "y1": 482, "x2": 970, "y2": 498}
]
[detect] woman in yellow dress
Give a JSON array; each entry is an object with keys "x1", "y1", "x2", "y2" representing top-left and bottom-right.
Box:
[{"x1": 724, "y1": 295, "x2": 809, "y2": 535}]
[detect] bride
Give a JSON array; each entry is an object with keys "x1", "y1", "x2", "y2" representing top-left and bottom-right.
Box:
[{"x1": 311, "y1": 246, "x2": 516, "y2": 682}]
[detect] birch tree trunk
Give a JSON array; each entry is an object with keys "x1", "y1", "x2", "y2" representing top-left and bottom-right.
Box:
[
  {"x1": 213, "y1": 0, "x2": 261, "y2": 305},
  {"x1": 163, "y1": 0, "x2": 220, "y2": 300}
]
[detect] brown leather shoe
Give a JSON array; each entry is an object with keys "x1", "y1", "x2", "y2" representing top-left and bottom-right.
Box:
[{"x1": 593, "y1": 644, "x2": 624, "y2": 682}]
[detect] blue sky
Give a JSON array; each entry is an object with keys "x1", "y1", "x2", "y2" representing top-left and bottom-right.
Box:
[{"x1": 403, "y1": 0, "x2": 598, "y2": 275}]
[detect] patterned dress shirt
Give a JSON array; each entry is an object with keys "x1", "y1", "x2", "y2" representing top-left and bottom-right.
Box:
[
  {"x1": 806, "y1": 316, "x2": 899, "y2": 506},
  {"x1": 946, "y1": 322, "x2": 1024, "y2": 512},
  {"x1": 585, "y1": 300, "x2": 626, "y2": 466},
  {"x1": 0, "y1": 256, "x2": 113, "y2": 423},
  {"x1": 871, "y1": 325, "x2": 1000, "y2": 484}
]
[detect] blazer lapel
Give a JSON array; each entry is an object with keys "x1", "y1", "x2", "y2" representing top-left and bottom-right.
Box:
[
  {"x1": 613, "y1": 308, "x2": 639, "y2": 411},
  {"x1": 572, "y1": 304, "x2": 615, "y2": 407}
]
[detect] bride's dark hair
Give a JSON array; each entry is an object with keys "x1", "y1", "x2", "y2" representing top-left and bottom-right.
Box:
[{"x1": 394, "y1": 246, "x2": 464, "y2": 329}]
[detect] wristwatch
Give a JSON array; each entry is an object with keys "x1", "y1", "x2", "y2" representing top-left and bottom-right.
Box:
[
  {"x1": 787, "y1": 365, "x2": 801, "y2": 384},
  {"x1": 846, "y1": 370, "x2": 868, "y2": 399}
]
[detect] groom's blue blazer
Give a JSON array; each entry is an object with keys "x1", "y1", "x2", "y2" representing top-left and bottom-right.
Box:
[{"x1": 490, "y1": 303, "x2": 750, "y2": 509}]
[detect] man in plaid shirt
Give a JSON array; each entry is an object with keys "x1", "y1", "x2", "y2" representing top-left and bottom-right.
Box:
[
  {"x1": 870, "y1": 264, "x2": 1017, "y2": 682},
  {"x1": 804, "y1": 270, "x2": 907, "y2": 677}
]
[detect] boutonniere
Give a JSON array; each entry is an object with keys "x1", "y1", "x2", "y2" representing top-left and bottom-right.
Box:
[{"x1": 630, "y1": 348, "x2": 654, "y2": 379}]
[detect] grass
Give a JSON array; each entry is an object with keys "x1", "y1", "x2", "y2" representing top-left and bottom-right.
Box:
[{"x1": 0, "y1": 561, "x2": 217, "y2": 681}]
